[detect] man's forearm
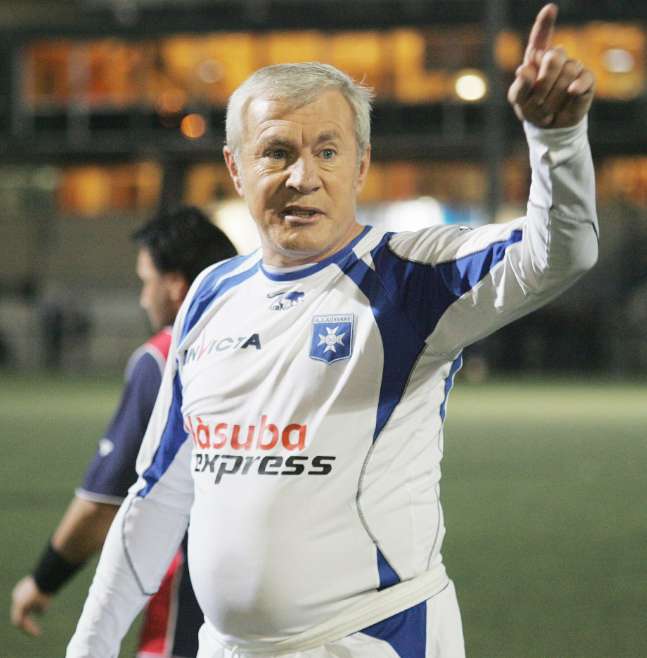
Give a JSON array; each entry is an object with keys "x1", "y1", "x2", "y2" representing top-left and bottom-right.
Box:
[
  {"x1": 52, "y1": 496, "x2": 118, "y2": 564},
  {"x1": 30, "y1": 496, "x2": 118, "y2": 595},
  {"x1": 522, "y1": 117, "x2": 598, "y2": 285}
]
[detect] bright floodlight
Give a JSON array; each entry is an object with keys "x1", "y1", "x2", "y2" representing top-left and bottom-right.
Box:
[
  {"x1": 454, "y1": 70, "x2": 487, "y2": 102},
  {"x1": 602, "y1": 48, "x2": 635, "y2": 74}
]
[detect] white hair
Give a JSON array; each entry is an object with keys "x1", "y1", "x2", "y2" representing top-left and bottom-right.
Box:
[{"x1": 225, "y1": 62, "x2": 374, "y2": 163}]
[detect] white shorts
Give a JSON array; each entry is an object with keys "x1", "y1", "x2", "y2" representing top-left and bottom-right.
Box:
[{"x1": 196, "y1": 580, "x2": 465, "y2": 658}]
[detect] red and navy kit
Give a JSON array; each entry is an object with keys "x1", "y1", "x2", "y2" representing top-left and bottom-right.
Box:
[{"x1": 77, "y1": 327, "x2": 202, "y2": 658}]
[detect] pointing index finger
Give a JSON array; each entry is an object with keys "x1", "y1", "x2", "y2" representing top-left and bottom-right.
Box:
[{"x1": 524, "y1": 3, "x2": 559, "y2": 64}]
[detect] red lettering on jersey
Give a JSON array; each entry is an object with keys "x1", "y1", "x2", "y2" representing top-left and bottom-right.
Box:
[
  {"x1": 282, "y1": 423, "x2": 307, "y2": 451},
  {"x1": 258, "y1": 415, "x2": 279, "y2": 450},
  {"x1": 195, "y1": 417, "x2": 211, "y2": 449},
  {"x1": 212, "y1": 423, "x2": 228, "y2": 449},
  {"x1": 184, "y1": 415, "x2": 308, "y2": 452},
  {"x1": 231, "y1": 424, "x2": 254, "y2": 450}
]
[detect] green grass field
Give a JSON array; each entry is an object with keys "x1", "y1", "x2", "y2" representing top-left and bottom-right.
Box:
[{"x1": 1, "y1": 374, "x2": 645, "y2": 657}]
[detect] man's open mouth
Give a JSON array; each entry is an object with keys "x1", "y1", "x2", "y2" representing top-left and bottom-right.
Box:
[{"x1": 281, "y1": 206, "x2": 323, "y2": 220}]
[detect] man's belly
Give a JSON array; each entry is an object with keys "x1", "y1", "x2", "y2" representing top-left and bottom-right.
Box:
[{"x1": 187, "y1": 473, "x2": 378, "y2": 642}]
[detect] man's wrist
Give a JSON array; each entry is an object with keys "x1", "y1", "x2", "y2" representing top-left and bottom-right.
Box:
[
  {"x1": 32, "y1": 540, "x2": 85, "y2": 594},
  {"x1": 524, "y1": 115, "x2": 589, "y2": 171}
]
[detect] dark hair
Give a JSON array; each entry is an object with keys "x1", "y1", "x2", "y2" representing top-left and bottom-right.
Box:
[{"x1": 132, "y1": 205, "x2": 237, "y2": 285}]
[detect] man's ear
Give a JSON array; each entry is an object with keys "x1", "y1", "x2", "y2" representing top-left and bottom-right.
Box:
[
  {"x1": 223, "y1": 147, "x2": 245, "y2": 197},
  {"x1": 166, "y1": 272, "x2": 189, "y2": 307},
  {"x1": 354, "y1": 145, "x2": 371, "y2": 194}
]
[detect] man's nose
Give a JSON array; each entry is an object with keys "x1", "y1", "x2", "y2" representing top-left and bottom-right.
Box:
[{"x1": 286, "y1": 155, "x2": 320, "y2": 194}]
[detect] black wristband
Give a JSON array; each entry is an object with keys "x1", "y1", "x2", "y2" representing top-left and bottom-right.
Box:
[{"x1": 32, "y1": 541, "x2": 84, "y2": 594}]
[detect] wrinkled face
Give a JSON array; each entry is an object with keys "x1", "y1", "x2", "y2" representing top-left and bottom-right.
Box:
[
  {"x1": 224, "y1": 89, "x2": 370, "y2": 266},
  {"x1": 136, "y1": 248, "x2": 183, "y2": 331}
]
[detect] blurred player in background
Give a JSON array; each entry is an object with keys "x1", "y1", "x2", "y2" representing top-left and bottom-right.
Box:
[
  {"x1": 66, "y1": 4, "x2": 598, "y2": 658},
  {"x1": 10, "y1": 205, "x2": 237, "y2": 658}
]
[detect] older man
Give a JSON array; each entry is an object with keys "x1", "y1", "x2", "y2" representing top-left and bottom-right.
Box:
[{"x1": 66, "y1": 5, "x2": 597, "y2": 658}]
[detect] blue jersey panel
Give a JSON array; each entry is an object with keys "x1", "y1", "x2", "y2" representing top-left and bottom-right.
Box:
[
  {"x1": 341, "y1": 251, "x2": 428, "y2": 591},
  {"x1": 340, "y1": 253, "x2": 426, "y2": 442},
  {"x1": 371, "y1": 230, "x2": 524, "y2": 340},
  {"x1": 361, "y1": 599, "x2": 428, "y2": 658},
  {"x1": 81, "y1": 351, "x2": 162, "y2": 499}
]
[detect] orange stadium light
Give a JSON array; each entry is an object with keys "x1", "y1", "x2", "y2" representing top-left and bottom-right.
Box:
[{"x1": 180, "y1": 113, "x2": 207, "y2": 139}]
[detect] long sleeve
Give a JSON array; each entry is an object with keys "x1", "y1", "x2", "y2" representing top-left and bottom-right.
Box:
[
  {"x1": 370, "y1": 116, "x2": 599, "y2": 356},
  {"x1": 66, "y1": 312, "x2": 197, "y2": 657}
]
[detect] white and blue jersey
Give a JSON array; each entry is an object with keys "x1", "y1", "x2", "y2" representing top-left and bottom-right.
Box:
[{"x1": 68, "y1": 119, "x2": 598, "y2": 658}]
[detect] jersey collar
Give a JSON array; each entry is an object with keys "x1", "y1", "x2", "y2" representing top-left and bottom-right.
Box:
[{"x1": 259, "y1": 226, "x2": 372, "y2": 282}]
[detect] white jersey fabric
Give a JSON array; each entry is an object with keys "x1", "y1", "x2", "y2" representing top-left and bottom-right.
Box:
[{"x1": 67, "y1": 119, "x2": 598, "y2": 658}]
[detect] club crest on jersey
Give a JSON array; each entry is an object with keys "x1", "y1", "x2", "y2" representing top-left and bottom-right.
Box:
[{"x1": 310, "y1": 314, "x2": 354, "y2": 364}]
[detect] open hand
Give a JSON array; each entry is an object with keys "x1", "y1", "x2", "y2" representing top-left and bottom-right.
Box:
[
  {"x1": 10, "y1": 575, "x2": 52, "y2": 637},
  {"x1": 508, "y1": 3, "x2": 595, "y2": 128}
]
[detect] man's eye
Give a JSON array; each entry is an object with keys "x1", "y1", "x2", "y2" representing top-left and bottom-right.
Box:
[
  {"x1": 264, "y1": 148, "x2": 288, "y2": 160},
  {"x1": 321, "y1": 149, "x2": 336, "y2": 160}
]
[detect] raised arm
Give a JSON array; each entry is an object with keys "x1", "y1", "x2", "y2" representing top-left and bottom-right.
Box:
[{"x1": 372, "y1": 4, "x2": 598, "y2": 356}]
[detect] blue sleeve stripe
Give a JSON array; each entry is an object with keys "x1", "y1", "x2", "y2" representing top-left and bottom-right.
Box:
[
  {"x1": 437, "y1": 228, "x2": 523, "y2": 295},
  {"x1": 372, "y1": 229, "x2": 523, "y2": 339},
  {"x1": 137, "y1": 259, "x2": 260, "y2": 498},
  {"x1": 181, "y1": 255, "x2": 259, "y2": 342},
  {"x1": 439, "y1": 354, "x2": 463, "y2": 421},
  {"x1": 138, "y1": 258, "x2": 261, "y2": 497},
  {"x1": 137, "y1": 372, "x2": 187, "y2": 498}
]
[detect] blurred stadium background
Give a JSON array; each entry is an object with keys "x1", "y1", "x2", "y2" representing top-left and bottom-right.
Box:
[{"x1": 0, "y1": 1, "x2": 645, "y2": 657}]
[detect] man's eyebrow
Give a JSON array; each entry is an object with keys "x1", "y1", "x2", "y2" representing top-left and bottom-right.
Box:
[
  {"x1": 315, "y1": 130, "x2": 342, "y2": 144},
  {"x1": 258, "y1": 137, "x2": 295, "y2": 150}
]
